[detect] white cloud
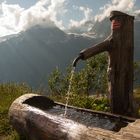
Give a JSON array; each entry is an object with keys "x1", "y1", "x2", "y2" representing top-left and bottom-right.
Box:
[
  {"x1": 0, "y1": 3, "x2": 24, "y2": 36},
  {"x1": 0, "y1": 0, "x2": 67, "y2": 37},
  {"x1": 47, "y1": 0, "x2": 67, "y2": 30},
  {"x1": 95, "y1": 0, "x2": 136, "y2": 22},
  {"x1": 68, "y1": 0, "x2": 137, "y2": 36},
  {"x1": 68, "y1": 6, "x2": 94, "y2": 33},
  {"x1": 0, "y1": 0, "x2": 139, "y2": 37},
  {"x1": 134, "y1": 10, "x2": 140, "y2": 20}
]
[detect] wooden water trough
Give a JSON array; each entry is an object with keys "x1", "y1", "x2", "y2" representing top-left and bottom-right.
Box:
[
  {"x1": 9, "y1": 10, "x2": 139, "y2": 140},
  {"x1": 9, "y1": 94, "x2": 140, "y2": 140}
]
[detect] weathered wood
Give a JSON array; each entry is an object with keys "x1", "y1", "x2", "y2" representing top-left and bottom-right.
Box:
[
  {"x1": 80, "y1": 36, "x2": 111, "y2": 60},
  {"x1": 108, "y1": 11, "x2": 134, "y2": 115},
  {"x1": 9, "y1": 94, "x2": 140, "y2": 140},
  {"x1": 79, "y1": 11, "x2": 134, "y2": 116}
]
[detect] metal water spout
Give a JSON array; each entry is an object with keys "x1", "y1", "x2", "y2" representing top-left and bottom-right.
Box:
[
  {"x1": 72, "y1": 55, "x2": 83, "y2": 67},
  {"x1": 72, "y1": 36, "x2": 112, "y2": 67},
  {"x1": 73, "y1": 11, "x2": 135, "y2": 116}
]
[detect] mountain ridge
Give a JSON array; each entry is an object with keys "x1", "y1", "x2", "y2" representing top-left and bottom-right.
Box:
[{"x1": 0, "y1": 25, "x2": 95, "y2": 88}]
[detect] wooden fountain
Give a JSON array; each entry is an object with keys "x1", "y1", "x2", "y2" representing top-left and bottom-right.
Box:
[{"x1": 9, "y1": 11, "x2": 140, "y2": 140}]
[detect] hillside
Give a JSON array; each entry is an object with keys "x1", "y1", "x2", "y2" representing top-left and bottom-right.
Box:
[{"x1": 0, "y1": 25, "x2": 95, "y2": 88}]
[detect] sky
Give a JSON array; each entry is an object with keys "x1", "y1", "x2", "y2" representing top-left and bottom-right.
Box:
[{"x1": 0, "y1": 0, "x2": 140, "y2": 37}]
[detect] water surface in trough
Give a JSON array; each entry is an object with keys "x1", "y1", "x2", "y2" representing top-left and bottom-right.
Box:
[{"x1": 48, "y1": 105, "x2": 128, "y2": 132}]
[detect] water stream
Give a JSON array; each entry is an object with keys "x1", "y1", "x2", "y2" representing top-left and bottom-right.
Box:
[
  {"x1": 49, "y1": 65, "x2": 129, "y2": 131},
  {"x1": 64, "y1": 66, "x2": 75, "y2": 116},
  {"x1": 48, "y1": 105, "x2": 128, "y2": 132}
]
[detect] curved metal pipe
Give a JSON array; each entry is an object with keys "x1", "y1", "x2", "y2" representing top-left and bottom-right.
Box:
[
  {"x1": 72, "y1": 36, "x2": 112, "y2": 67},
  {"x1": 79, "y1": 36, "x2": 112, "y2": 60},
  {"x1": 72, "y1": 54, "x2": 83, "y2": 67}
]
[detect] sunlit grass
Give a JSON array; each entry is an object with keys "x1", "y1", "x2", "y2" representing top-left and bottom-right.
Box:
[
  {"x1": 0, "y1": 83, "x2": 31, "y2": 140},
  {"x1": 133, "y1": 86, "x2": 140, "y2": 116},
  {"x1": 134, "y1": 87, "x2": 140, "y2": 99}
]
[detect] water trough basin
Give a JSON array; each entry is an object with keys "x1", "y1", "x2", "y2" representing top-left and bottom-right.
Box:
[{"x1": 9, "y1": 94, "x2": 140, "y2": 140}]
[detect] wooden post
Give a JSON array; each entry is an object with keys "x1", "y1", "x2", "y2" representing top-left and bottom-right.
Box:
[
  {"x1": 108, "y1": 11, "x2": 134, "y2": 115},
  {"x1": 79, "y1": 11, "x2": 134, "y2": 116}
]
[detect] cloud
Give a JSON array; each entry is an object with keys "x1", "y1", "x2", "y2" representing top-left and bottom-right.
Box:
[
  {"x1": 0, "y1": 0, "x2": 139, "y2": 37},
  {"x1": 95, "y1": 0, "x2": 136, "y2": 22},
  {"x1": 67, "y1": 0, "x2": 138, "y2": 36},
  {"x1": 0, "y1": 0, "x2": 67, "y2": 37},
  {"x1": 134, "y1": 10, "x2": 140, "y2": 20},
  {"x1": 46, "y1": 0, "x2": 67, "y2": 30},
  {"x1": 67, "y1": 0, "x2": 137, "y2": 34},
  {"x1": 68, "y1": 6, "x2": 94, "y2": 34}
]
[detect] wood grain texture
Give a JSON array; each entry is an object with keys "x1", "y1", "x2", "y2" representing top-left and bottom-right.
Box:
[{"x1": 108, "y1": 11, "x2": 134, "y2": 115}]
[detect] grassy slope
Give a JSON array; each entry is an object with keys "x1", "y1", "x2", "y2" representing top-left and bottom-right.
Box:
[{"x1": 0, "y1": 83, "x2": 32, "y2": 140}]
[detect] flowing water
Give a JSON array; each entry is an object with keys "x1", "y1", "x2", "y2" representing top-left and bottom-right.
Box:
[
  {"x1": 23, "y1": 65, "x2": 129, "y2": 132},
  {"x1": 47, "y1": 66, "x2": 129, "y2": 131},
  {"x1": 48, "y1": 105, "x2": 128, "y2": 131},
  {"x1": 64, "y1": 66, "x2": 75, "y2": 116}
]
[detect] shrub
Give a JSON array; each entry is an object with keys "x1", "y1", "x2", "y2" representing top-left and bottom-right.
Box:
[{"x1": 48, "y1": 53, "x2": 108, "y2": 96}]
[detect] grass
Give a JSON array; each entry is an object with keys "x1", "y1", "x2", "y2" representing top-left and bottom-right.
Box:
[
  {"x1": 0, "y1": 83, "x2": 32, "y2": 140},
  {"x1": 134, "y1": 87, "x2": 140, "y2": 99},
  {"x1": 133, "y1": 87, "x2": 140, "y2": 116},
  {"x1": 49, "y1": 94, "x2": 110, "y2": 112}
]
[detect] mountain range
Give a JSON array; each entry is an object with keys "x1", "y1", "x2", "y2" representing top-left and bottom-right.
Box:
[
  {"x1": 0, "y1": 19, "x2": 139, "y2": 88},
  {"x1": 0, "y1": 25, "x2": 95, "y2": 88}
]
